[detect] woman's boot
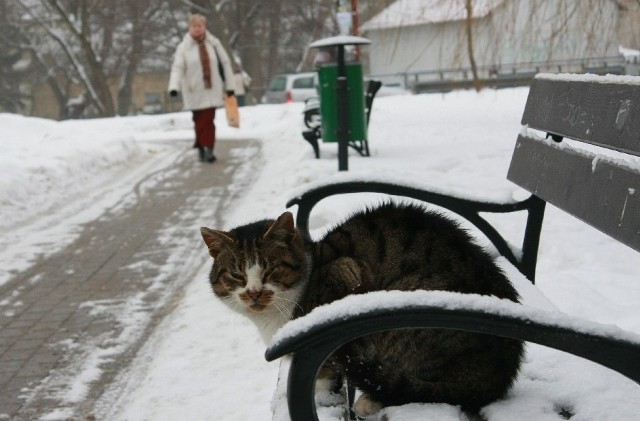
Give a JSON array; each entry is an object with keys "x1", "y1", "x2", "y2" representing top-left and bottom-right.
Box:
[
  {"x1": 197, "y1": 147, "x2": 206, "y2": 162},
  {"x1": 204, "y1": 147, "x2": 216, "y2": 163}
]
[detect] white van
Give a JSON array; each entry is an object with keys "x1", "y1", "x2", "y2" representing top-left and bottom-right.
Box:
[{"x1": 261, "y1": 72, "x2": 317, "y2": 104}]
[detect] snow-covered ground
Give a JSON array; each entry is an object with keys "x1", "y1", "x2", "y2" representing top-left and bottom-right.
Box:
[{"x1": 1, "y1": 84, "x2": 639, "y2": 420}]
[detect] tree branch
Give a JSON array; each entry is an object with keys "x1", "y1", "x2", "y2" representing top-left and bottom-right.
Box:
[{"x1": 15, "y1": 0, "x2": 106, "y2": 112}]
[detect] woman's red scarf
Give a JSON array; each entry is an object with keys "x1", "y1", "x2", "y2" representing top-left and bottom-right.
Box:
[{"x1": 193, "y1": 34, "x2": 212, "y2": 89}]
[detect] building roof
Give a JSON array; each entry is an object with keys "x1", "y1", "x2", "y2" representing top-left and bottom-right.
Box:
[{"x1": 361, "y1": 0, "x2": 505, "y2": 31}]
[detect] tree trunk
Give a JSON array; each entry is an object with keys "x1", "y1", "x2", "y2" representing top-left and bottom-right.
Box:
[
  {"x1": 267, "y1": 0, "x2": 283, "y2": 83},
  {"x1": 465, "y1": 0, "x2": 482, "y2": 92},
  {"x1": 117, "y1": 55, "x2": 141, "y2": 116},
  {"x1": 43, "y1": 0, "x2": 116, "y2": 116},
  {"x1": 78, "y1": 2, "x2": 115, "y2": 116},
  {"x1": 118, "y1": 3, "x2": 144, "y2": 116},
  {"x1": 296, "y1": 2, "x2": 334, "y2": 72}
]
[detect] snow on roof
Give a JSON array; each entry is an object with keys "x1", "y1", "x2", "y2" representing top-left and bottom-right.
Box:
[
  {"x1": 361, "y1": 0, "x2": 505, "y2": 31},
  {"x1": 620, "y1": 45, "x2": 640, "y2": 58}
]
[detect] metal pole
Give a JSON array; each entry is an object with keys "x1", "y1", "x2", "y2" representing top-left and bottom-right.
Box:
[
  {"x1": 336, "y1": 44, "x2": 349, "y2": 171},
  {"x1": 351, "y1": 0, "x2": 360, "y2": 61}
]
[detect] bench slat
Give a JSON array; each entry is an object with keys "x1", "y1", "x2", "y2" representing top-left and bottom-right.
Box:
[
  {"x1": 522, "y1": 76, "x2": 640, "y2": 156},
  {"x1": 507, "y1": 134, "x2": 640, "y2": 252}
]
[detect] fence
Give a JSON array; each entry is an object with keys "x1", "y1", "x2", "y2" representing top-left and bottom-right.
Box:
[{"x1": 368, "y1": 55, "x2": 627, "y2": 93}]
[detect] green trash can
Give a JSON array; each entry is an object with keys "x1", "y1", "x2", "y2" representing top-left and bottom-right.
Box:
[{"x1": 317, "y1": 63, "x2": 367, "y2": 143}]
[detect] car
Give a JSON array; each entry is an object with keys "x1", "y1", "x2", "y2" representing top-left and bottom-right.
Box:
[{"x1": 261, "y1": 72, "x2": 317, "y2": 104}]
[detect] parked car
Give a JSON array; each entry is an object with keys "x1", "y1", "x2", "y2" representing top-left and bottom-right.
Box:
[{"x1": 261, "y1": 72, "x2": 317, "y2": 104}]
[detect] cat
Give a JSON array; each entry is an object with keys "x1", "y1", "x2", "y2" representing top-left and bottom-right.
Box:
[{"x1": 201, "y1": 202, "x2": 524, "y2": 416}]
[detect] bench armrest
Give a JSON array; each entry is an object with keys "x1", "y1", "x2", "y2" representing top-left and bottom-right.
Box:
[
  {"x1": 287, "y1": 180, "x2": 546, "y2": 281},
  {"x1": 265, "y1": 291, "x2": 640, "y2": 421}
]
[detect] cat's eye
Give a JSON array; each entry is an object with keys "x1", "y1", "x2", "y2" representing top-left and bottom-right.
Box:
[
  {"x1": 280, "y1": 261, "x2": 301, "y2": 270},
  {"x1": 263, "y1": 266, "x2": 283, "y2": 283},
  {"x1": 223, "y1": 271, "x2": 246, "y2": 285},
  {"x1": 264, "y1": 266, "x2": 280, "y2": 277}
]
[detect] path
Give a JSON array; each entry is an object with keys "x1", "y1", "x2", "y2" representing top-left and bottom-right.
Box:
[{"x1": 0, "y1": 139, "x2": 259, "y2": 420}]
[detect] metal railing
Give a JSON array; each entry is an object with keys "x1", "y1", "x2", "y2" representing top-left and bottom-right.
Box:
[{"x1": 368, "y1": 55, "x2": 627, "y2": 92}]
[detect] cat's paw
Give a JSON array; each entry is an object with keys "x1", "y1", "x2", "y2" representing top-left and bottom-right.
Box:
[
  {"x1": 315, "y1": 377, "x2": 346, "y2": 407},
  {"x1": 314, "y1": 376, "x2": 335, "y2": 394},
  {"x1": 353, "y1": 394, "x2": 383, "y2": 417},
  {"x1": 325, "y1": 257, "x2": 373, "y2": 294}
]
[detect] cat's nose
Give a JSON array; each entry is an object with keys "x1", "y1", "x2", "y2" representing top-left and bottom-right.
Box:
[{"x1": 246, "y1": 289, "x2": 263, "y2": 302}]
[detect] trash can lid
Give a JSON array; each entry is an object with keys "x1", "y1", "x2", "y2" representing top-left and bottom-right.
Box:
[{"x1": 310, "y1": 36, "x2": 371, "y2": 48}]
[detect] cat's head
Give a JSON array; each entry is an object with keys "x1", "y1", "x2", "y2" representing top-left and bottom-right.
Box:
[{"x1": 201, "y1": 211, "x2": 309, "y2": 323}]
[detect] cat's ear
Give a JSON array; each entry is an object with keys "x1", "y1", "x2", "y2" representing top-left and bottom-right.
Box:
[
  {"x1": 200, "y1": 227, "x2": 234, "y2": 258},
  {"x1": 263, "y1": 211, "x2": 295, "y2": 241}
]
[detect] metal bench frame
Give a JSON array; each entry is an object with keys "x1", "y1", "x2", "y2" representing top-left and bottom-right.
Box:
[{"x1": 267, "y1": 74, "x2": 640, "y2": 421}]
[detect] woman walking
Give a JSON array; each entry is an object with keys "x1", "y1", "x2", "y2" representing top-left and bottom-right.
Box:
[{"x1": 168, "y1": 14, "x2": 235, "y2": 163}]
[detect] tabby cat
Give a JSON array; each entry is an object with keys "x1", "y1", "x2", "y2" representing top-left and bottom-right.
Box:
[{"x1": 201, "y1": 202, "x2": 523, "y2": 416}]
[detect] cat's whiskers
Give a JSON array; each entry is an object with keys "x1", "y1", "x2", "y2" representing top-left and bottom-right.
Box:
[
  {"x1": 273, "y1": 294, "x2": 303, "y2": 314},
  {"x1": 278, "y1": 299, "x2": 296, "y2": 318},
  {"x1": 217, "y1": 293, "x2": 246, "y2": 314},
  {"x1": 270, "y1": 299, "x2": 293, "y2": 322}
]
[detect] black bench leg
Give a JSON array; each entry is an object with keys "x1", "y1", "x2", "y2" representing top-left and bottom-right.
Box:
[
  {"x1": 347, "y1": 383, "x2": 356, "y2": 420},
  {"x1": 302, "y1": 128, "x2": 320, "y2": 159},
  {"x1": 348, "y1": 140, "x2": 370, "y2": 157},
  {"x1": 362, "y1": 139, "x2": 370, "y2": 157}
]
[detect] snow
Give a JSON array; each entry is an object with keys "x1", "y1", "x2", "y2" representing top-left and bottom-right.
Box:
[
  {"x1": 309, "y1": 35, "x2": 372, "y2": 48},
  {"x1": 269, "y1": 290, "x2": 640, "y2": 352},
  {"x1": 360, "y1": 0, "x2": 504, "y2": 31},
  {"x1": 520, "y1": 127, "x2": 640, "y2": 172},
  {"x1": 1, "y1": 84, "x2": 639, "y2": 420},
  {"x1": 620, "y1": 46, "x2": 640, "y2": 59},
  {"x1": 536, "y1": 72, "x2": 640, "y2": 85}
]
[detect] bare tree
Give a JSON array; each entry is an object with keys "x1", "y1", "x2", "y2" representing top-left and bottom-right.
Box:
[
  {"x1": 4, "y1": 0, "x2": 378, "y2": 117},
  {"x1": 0, "y1": 4, "x2": 26, "y2": 113},
  {"x1": 4, "y1": 0, "x2": 184, "y2": 118},
  {"x1": 291, "y1": 0, "x2": 335, "y2": 72},
  {"x1": 14, "y1": 0, "x2": 116, "y2": 116},
  {"x1": 116, "y1": 1, "x2": 183, "y2": 115},
  {"x1": 464, "y1": 0, "x2": 481, "y2": 91},
  {"x1": 617, "y1": 0, "x2": 640, "y2": 50},
  {"x1": 46, "y1": 0, "x2": 114, "y2": 115}
]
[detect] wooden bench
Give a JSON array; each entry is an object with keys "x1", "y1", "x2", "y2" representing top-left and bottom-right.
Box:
[{"x1": 267, "y1": 73, "x2": 640, "y2": 420}]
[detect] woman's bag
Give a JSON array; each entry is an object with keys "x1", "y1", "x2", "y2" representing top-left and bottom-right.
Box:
[{"x1": 225, "y1": 93, "x2": 240, "y2": 128}]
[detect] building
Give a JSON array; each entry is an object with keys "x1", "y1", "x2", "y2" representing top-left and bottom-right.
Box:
[
  {"x1": 360, "y1": 0, "x2": 624, "y2": 91},
  {"x1": 29, "y1": 71, "x2": 181, "y2": 120}
]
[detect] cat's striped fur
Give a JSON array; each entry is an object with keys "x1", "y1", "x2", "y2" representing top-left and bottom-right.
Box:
[{"x1": 201, "y1": 202, "x2": 523, "y2": 415}]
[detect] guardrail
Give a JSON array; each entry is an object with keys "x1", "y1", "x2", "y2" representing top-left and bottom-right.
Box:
[{"x1": 368, "y1": 55, "x2": 627, "y2": 93}]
